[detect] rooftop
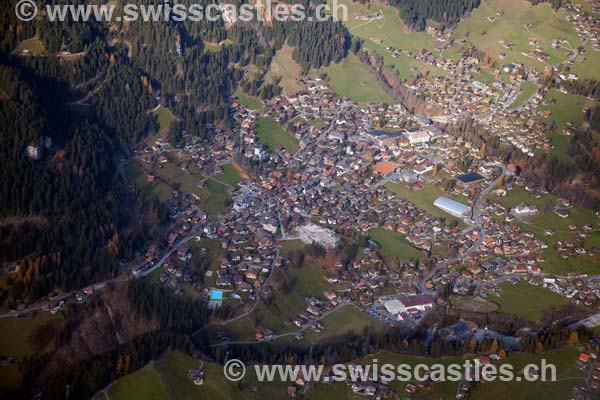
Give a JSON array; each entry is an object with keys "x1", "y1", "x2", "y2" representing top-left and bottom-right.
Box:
[
  {"x1": 433, "y1": 196, "x2": 471, "y2": 218},
  {"x1": 457, "y1": 172, "x2": 485, "y2": 183}
]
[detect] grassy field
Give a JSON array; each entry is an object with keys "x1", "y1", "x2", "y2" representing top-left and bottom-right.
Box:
[
  {"x1": 453, "y1": 0, "x2": 580, "y2": 71},
  {"x1": 234, "y1": 87, "x2": 263, "y2": 110},
  {"x1": 571, "y1": 45, "x2": 600, "y2": 80},
  {"x1": 303, "y1": 305, "x2": 383, "y2": 342},
  {"x1": 330, "y1": 0, "x2": 437, "y2": 52},
  {"x1": 289, "y1": 115, "x2": 327, "y2": 127},
  {"x1": 192, "y1": 238, "x2": 223, "y2": 287},
  {"x1": 0, "y1": 302, "x2": 29, "y2": 390},
  {"x1": 545, "y1": 131, "x2": 574, "y2": 163},
  {"x1": 320, "y1": 52, "x2": 393, "y2": 104},
  {"x1": 203, "y1": 179, "x2": 230, "y2": 216},
  {"x1": 152, "y1": 161, "x2": 202, "y2": 193},
  {"x1": 368, "y1": 227, "x2": 425, "y2": 261},
  {"x1": 470, "y1": 347, "x2": 587, "y2": 400},
  {"x1": 255, "y1": 116, "x2": 300, "y2": 153},
  {"x1": 385, "y1": 182, "x2": 466, "y2": 227},
  {"x1": 203, "y1": 40, "x2": 230, "y2": 52},
  {"x1": 106, "y1": 346, "x2": 587, "y2": 400},
  {"x1": 108, "y1": 365, "x2": 170, "y2": 400},
  {"x1": 509, "y1": 82, "x2": 538, "y2": 109},
  {"x1": 265, "y1": 43, "x2": 303, "y2": 93},
  {"x1": 0, "y1": 311, "x2": 63, "y2": 359},
  {"x1": 114, "y1": 351, "x2": 289, "y2": 399},
  {"x1": 123, "y1": 162, "x2": 172, "y2": 202},
  {"x1": 255, "y1": 263, "x2": 330, "y2": 333},
  {"x1": 487, "y1": 185, "x2": 556, "y2": 210},
  {"x1": 492, "y1": 281, "x2": 567, "y2": 321},
  {"x1": 539, "y1": 249, "x2": 600, "y2": 275},
  {"x1": 154, "y1": 352, "x2": 224, "y2": 400},
  {"x1": 540, "y1": 89, "x2": 593, "y2": 130},
  {"x1": 14, "y1": 37, "x2": 44, "y2": 55},
  {"x1": 327, "y1": 0, "x2": 446, "y2": 80},
  {"x1": 216, "y1": 163, "x2": 243, "y2": 186},
  {"x1": 450, "y1": 295, "x2": 499, "y2": 313},
  {"x1": 309, "y1": 382, "x2": 351, "y2": 400},
  {"x1": 154, "y1": 107, "x2": 176, "y2": 134},
  {"x1": 279, "y1": 239, "x2": 305, "y2": 255}
]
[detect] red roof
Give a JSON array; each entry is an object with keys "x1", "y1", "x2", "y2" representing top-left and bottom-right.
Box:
[{"x1": 374, "y1": 161, "x2": 398, "y2": 175}]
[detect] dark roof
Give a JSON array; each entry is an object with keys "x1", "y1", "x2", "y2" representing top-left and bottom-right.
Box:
[
  {"x1": 457, "y1": 172, "x2": 485, "y2": 183},
  {"x1": 400, "y1": 294, "x2": 433, "y2": 307},
  {"x1": 371, "y1": 129, "x2": 404, "y2": 137}
]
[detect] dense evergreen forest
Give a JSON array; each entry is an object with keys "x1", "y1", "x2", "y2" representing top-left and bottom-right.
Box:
[
  {"x1": 1, "y1": 2, "x2": 168, "y2": 303},
  {"x1": 385, "y1": 0, "x2": 481, "y2": 30},
  {"x1": 0, "y1": 50, "x2": 168, "y2": 299},
  {"x1": 528, "y1": 0, "x2": 566, "y2": 9}
]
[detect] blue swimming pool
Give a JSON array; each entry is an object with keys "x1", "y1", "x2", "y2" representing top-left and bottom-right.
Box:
[{"x1": 210, "y1": 289, "x2": 223, "y2": 300}]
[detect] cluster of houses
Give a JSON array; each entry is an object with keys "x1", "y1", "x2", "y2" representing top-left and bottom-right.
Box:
[
  {"x1": 576, "y1": 331, "x2": 600, "y2": 391},
  {"x1": 116, "y1": 64, "x2": 600, "y2": 340},
  {"x1": 566, "y1": 2, "x2": 600, "y2": 51},
  {"x1": 291, "y1": 296, "x2": 347, "y2": 333},
  {"x1": 365, "y1": 3, "x2": 600, "y2": 162},
  {"x1": 394, "y1": 47, "x2": 527, "y2": 120},
  {"x1": 232, "y1": 81, "x2": 600, "y2": 316}
]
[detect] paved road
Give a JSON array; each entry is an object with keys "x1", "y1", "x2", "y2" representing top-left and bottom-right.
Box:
[{"x1": 0, "y1": 233, "x2": 197, "y2": 320}]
